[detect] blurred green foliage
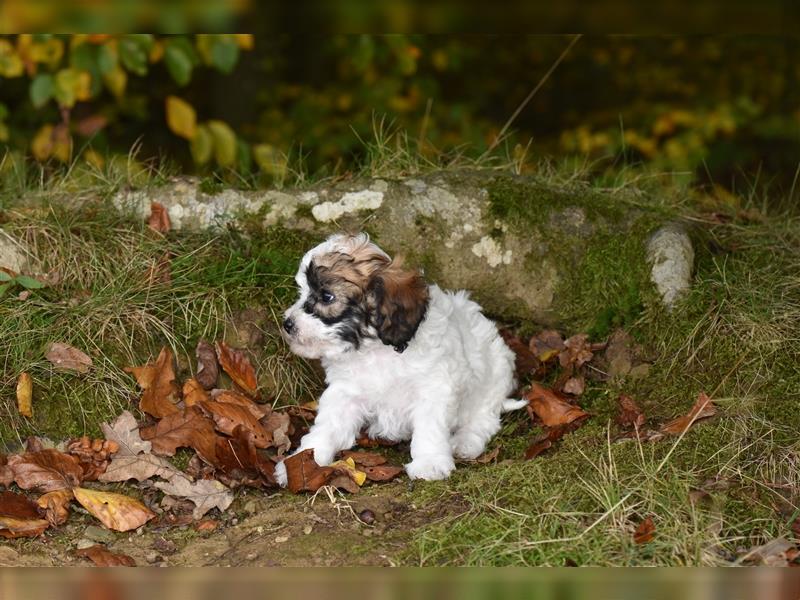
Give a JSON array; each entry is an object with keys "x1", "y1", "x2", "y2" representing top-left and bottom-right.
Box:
[{"x1": 1, "y1": 35, "x2": 798, "y2": 193}]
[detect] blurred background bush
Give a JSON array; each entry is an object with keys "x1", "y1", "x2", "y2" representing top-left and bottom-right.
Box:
[{"x1": 0, "y1": 34, "x2": 798, "y2": 194}]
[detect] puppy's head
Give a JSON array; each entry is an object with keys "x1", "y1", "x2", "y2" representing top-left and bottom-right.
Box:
[{"x1": 281, "y1": 233, "x2": 428, "y2": 359}]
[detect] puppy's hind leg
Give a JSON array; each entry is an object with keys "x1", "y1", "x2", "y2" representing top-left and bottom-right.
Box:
[{"x1": 450, "y1": 411, "x2": 501, "y2": 460}]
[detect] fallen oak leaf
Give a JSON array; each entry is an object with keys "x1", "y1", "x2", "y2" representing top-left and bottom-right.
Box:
[
  {"x1": 182, "y1": 378, "x2": 209, "y2": 407},
  {"x1": 215, "y1": 341, "x2": 258, "y2": 397},
  {"x1": 0, "y1": 456, "x2": 13, "y2": 488},
  {"x1": 36, "y1": 489, "x2": 74, "y2": 526},
  {"x1": 529, "y1": 329, "x2": 565, "y2": 363},
  {"x1": 559, "y1": 333, "x2": 595, "y2": 369},
  {"x1": 73, "y1": 487, "x2": 155, "y2": 532},
  {"x1": 66, "y1": 437, "x2": 120, "y2": 481},
  {"x1": 124, "y1": 347, "x2": 180, "y2": 418},
  {"x1": 341, "y1": 451, "x2": 387, "y2": 467},
  {"x1": 616, "y1": 394, "x2": 646, "y2": 430},
  {"x1": 195, "y1": 339, "x2": 219, "y2": 390},
  {"x1": 199, "y1": 400, "x2": 271, "y2": 448},
  {"x1": 362, "y1": 465, "x2": 403, "y2": 482},
  {"x1": 562, "y1": 375, "x2": 585, "y2": 396},
  {"x1": 147, "y1": 201, "x2": 171, "y2": 233},
  {"x1": 16, "y1": 372, "x2": 32, "y2": 417},
  {"x1": 0, "y1": 490, "x2": 49, "y2": 538},
  {"x1": 98, "y1": 453, "x2": 179, "y2": 483},
  {"x1": 499, "y1": 329, "x2": 539, "y2": 377},
  {"x1": 659, "y1": 392, "x2": 717, "y2": 435},
  {"x1": 8, "y1": 449, "x2": 83, "y2": 492},
  {"x1": 75, "y1": 544, "x2": 136, "y2": 567},
  {"x1": 525, "y1": 383, "x2": 589, "y2": 427},
  {"x1": 45, "y1": 342, "x2": 92, "y2": 374},
  {"x1": 139, "y1": 406, "x2": 218, "y2": 463},
  {"x1": 525, "y1": 426, "x2": 567, "y2": 460},
  {"x1": 634, "y1": 516, "x2": 655, "y2": 544},
  {"x1": 211, "y1": 425, "x2": 275, "y2": 487},
  {"x1": 154, "y1": 473, "x2": 234, "y2": 520},
  {"x1": 284, "y1": 449, "x2": 365, "y2": 494},
  {"x1": 473, "y1": 446, "x2": 500, "y2": 464},
  {"x1": 211, "y1": 389, "x2": 270, "y2": 420},
  {"x1": 101, "y1": 411, "x2": 151, "y2": 456},
  {"x1": 262, "y1": 411, "x2": 292, "y2": 455}
]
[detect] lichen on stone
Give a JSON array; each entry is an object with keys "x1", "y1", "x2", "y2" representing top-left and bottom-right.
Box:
[{"x1": 311, "y1": 189, "x2": 384, "y2": 223}]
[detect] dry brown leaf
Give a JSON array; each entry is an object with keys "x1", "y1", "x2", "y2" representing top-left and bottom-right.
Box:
[
  {"x1": 195, "y1": 339, "x2": 219, "y2": 390},
  {"x1": 0, "y1": 456, "x2": 13, "y2": 488},
  {"x1": 45, "y1": 342, "x2": 92, "y2": 374},
  {"x1": 215, "y1": 341, "x2": 258, "y2": 397},
  {"x1": 153, "y1": 474, "x2": 234, "y2": 519},
  {"x1": 125, "y1": 348, "x2": 180, "y2": 418},
  {"x1": 559, "y1": 333, "x2": 594, "y2": 369},
  {"x1": 362, "y1": 464, "x2": 404, "y2": 482},
  {"x1": 199, "y1": 400, "x2": 270, "y2": 448},
  {"x1": 499, "y1": 329, "x2": 539, "y2": 377},
  {"x1": 616, "y1": 394, "x2": 646, "y2": 430},
  {"x1": 341, "y1": 451, "x2": 387, "y2": 467},
  {"x1": 211, "y1": 389, "x2": 270, "y2": 420},
  {"x1": 262, "y1": 411, "x2": 292, "y2": 455},
  {"x1": 0, "y1": 490, "x2": 50, "y2": 538},
  {"x1": 525, "y1": 383, "x2": 589, "y2": 427},
  {"x1": 140, "y1": 406, "x2": 218, "y2": 463},
  {"x1": 98, "y1": 453, "x2": 178, "y2": 483},
  {"x1": 66, "y1": 437, "x2": 120, "y2": 481},
  {"x1": 8, "y1": 449, "x2": 83, "y2": 492},
  {"x1": 660, "y1": 392, "x2": 717, "y2": 435},
  {"x1": 562, "y1": 375, "x2": 585, "y2": 396},
  {"x1": 193, "y1": 518, "x2": 219, "y2": 532},
  {"x1": 75, "y1": 544, "x2": 136, "y2": 567},
  {"x1": 101, "y1": 411, "x2": 152, "y2": 456},
  {"x1": 73, "y1": 487, "x2": 155, "y2": 532},
  {"x1": 525, "y1": 426, "x2": 567, "y2": 460},
  {"x1": 182, "y1": 378, "x2": 209, "y2": 407},
  {"x1": 355, "y1": 434, "x2": 399, "y2": 448},
  {"x1": 37, "y1": 489, "x2": 74, "y2": 526},
  {"x1": 284, "y1": 449, "x2": 364, "y2": 494},
  {"x1": 147, "y1": 201, "x2": 171, "y2": 233},
  {"x1": 212, "y1": 425, "x2": 275, "y2": 487},
  {"x1": 529, "y1": 329, "x2": 565, "y2": 362},
  {"x1": 473, "y1": 446, "x2": 500, "y2": 464},
  {"x1": 16, "y1": 372, "x2": 32, "y2": 418},
  {"x1": 634, "y1": 516, "x2": 655, "y2": 544}
]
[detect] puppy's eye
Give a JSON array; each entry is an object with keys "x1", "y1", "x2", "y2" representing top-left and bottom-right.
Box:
[{"x1": 321, "y1": 291, "x2": 335, "y2": 304}]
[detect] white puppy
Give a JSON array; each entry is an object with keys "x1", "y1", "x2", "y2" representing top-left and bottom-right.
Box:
[{"x1": 275, "y1": 233, "x2": 525, "y2": 484}]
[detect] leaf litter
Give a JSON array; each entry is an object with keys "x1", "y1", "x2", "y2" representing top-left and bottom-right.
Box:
[{"x1": 0, "y1": 328, "x2": 721, "y2": 545}]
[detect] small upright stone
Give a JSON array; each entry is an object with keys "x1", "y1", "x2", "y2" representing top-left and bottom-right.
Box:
[{"x1": 647, "y1": 224, "x2": 694, "y2": 308}]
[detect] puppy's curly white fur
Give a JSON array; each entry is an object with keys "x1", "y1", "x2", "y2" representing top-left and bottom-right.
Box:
[{"x1": 275, "y1": 233, "x2": 525, "y2": 484}]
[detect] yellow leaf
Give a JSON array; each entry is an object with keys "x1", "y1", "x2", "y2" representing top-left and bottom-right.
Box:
[
  {"x1": 165, "y1": 95, "x2": 197, "y2": 140},
  {"x1": 31, "y1": 125, "x2": 55, "y2": 161},
  {"x1": 190, "y1": 124, "x2": 212, "y2": 165},
  {"x1": 72, "y1": 487, "x2": 155, "y2": 532},
  {"x1": 234, "y1": 34, "x2": 254, "y2": 50},
  {"x1": 54, "y1": 68, "x2": 91, "y2": 107},
  {"x1": 329, "y1": 457, "x2": 367, "y2": 486},
  {"x1": 253, "y1": 143, "x2": 288, "y2": 178},
  {"x1": 84, "y1": 149, "x2": 105, "y2": 170},
  {"x1": 103, "y1": 66, "x2": 127, "y2": 98},
  {"x1": 16, "y1": 372, "x2": 32, "y2": 418},
  {"x1": 149, "y1": 40, "x2": 164, "y2": 63},
  {"x1": 0, "y1": 39, "x2": 24, "y2": 77},
  {"x1": 206, "y1": 119, "x2": 236, "y2": 166}
]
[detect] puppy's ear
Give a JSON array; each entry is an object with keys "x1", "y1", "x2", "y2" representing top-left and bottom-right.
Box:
[{"x1": 368, "y1": 258, "x2": 429, "y2": 352}]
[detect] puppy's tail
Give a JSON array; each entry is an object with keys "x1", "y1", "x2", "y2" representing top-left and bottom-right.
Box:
[{"x1": 502, "y1": 398, "x2": 529, "y2": 413}]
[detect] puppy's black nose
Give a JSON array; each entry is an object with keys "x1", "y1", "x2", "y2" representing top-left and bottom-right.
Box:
[{"x1": 282, "y1": 317, "x2": 296, "y2": 335}]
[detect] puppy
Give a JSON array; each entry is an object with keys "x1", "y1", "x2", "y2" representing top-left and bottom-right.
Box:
[{"x1": 275, "y1": 233, "x2": 525, "y2": 484}]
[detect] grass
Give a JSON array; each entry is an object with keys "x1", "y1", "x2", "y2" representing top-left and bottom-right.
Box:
[
  {"x1": 2, "y1": 147, "x2": 800, "y2": 566},
  {"x1": 406, "y1": 200, "x2": 800, "y2": 565}
]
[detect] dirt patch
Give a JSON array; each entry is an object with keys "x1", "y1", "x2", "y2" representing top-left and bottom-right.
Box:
[{"x1": 0, "y1": 481, "x2": 456, "y2": 567}]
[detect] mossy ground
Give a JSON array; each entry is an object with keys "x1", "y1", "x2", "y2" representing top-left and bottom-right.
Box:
[{"x1": 2, "y1": 159, "x2": 799, "y2": 566}]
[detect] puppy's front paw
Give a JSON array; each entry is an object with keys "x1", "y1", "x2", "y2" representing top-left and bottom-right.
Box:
[
  {"x1": 405, "y1": 455, "x2": 456, "y2": 481},
  {"x1": 274, "y1": 460, "x2": 288, "y2": 487}
]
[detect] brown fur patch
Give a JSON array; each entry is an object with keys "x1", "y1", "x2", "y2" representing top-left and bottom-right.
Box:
[{"x1": 368, "y1": 257, "x2": 429, "y2": 351}]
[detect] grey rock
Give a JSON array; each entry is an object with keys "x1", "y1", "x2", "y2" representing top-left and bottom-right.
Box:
[
  {"x1": 83, "y1": 525, "x2": 117, "y2": 544},
  {"x1": 647, "y1": 224, "x2": 694, "y2": 308}
]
